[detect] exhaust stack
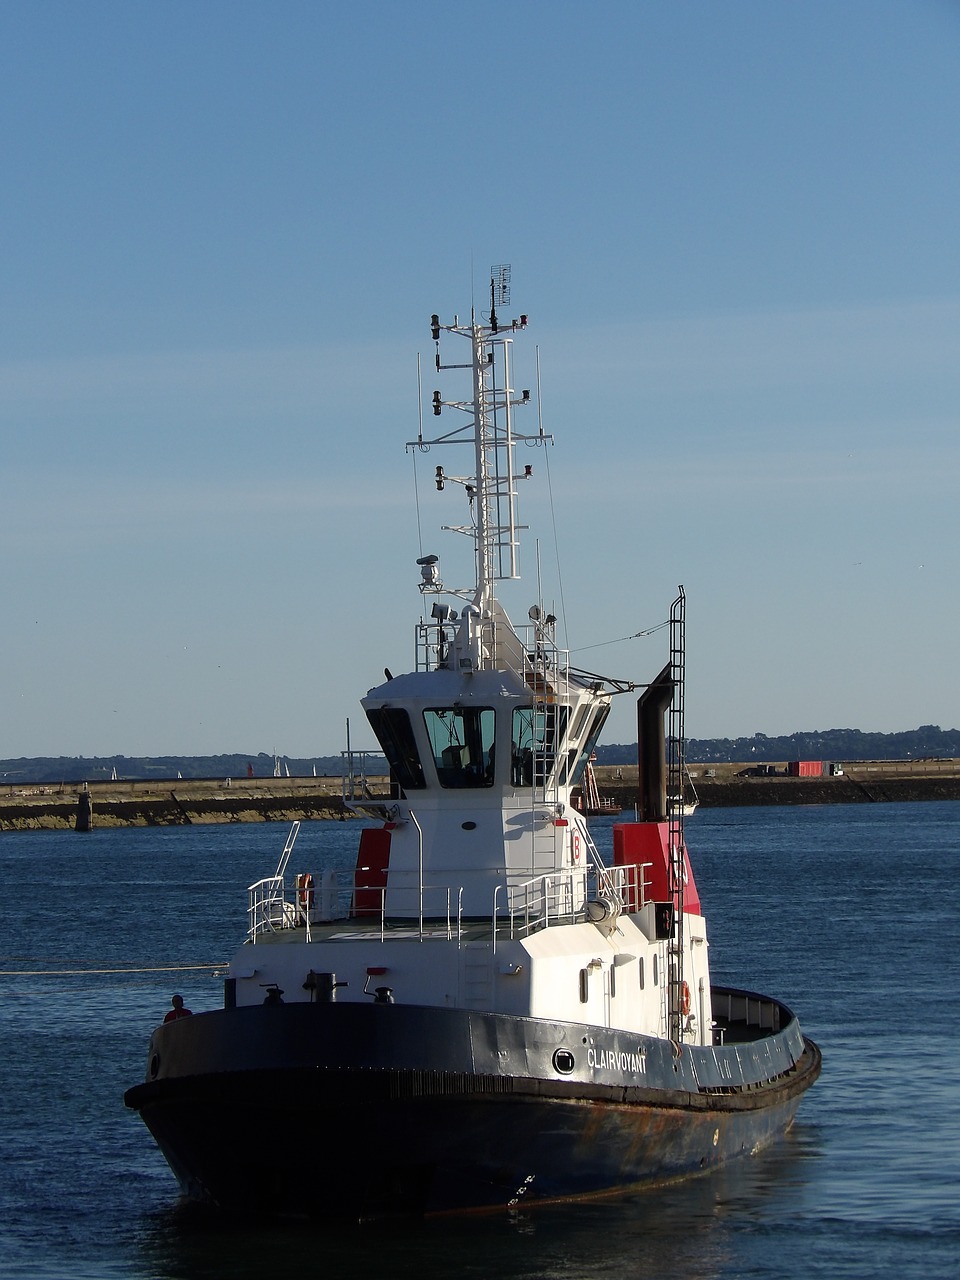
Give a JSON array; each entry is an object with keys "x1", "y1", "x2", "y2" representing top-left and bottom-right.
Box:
[{"x1": 636, "y1": 663, "x2": 674, "y2": 822}]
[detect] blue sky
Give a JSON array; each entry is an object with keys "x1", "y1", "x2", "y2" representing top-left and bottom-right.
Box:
[{"x1": 2, "y1": 0, "x2": 959, "y2": 758}]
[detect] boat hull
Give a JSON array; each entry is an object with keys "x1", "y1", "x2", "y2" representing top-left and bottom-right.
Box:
[{"x1": 125, "y1": 995, "x2": 820, "y2": 1218}]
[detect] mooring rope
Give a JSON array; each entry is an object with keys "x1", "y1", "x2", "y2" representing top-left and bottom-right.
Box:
[{"x1": 0, "y1": 963, "x2": 226, "y2": 977}]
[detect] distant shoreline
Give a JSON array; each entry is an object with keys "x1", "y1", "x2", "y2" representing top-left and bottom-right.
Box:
[
  {"x1": 597, "y1": 758, "x2": 960, "y2": 811},
  {"x1": 2, "y1": 760, "x2": 959, "y2": 831}
]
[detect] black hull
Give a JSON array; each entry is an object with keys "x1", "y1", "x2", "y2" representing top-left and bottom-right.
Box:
[{"x1": 125, "y1": 992, "x2": 820, "y2": 1218}]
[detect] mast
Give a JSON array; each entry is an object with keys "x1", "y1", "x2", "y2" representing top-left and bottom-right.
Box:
[{"x1": 412, "y1": 266, "x2": 542, "y2": 617}]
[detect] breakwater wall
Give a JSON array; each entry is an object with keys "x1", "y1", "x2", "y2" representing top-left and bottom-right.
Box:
[
  {"x1": 2, "y1": 768, "x2": 959, "y2": 832},
  {"x1": 594, "y1": 758, "x2": 960, "y2": 812},
  {"x1": 0, "y1": 777, "x2": 348, "y2": 832},
  {"x1": 628, "y1": 775, "x2": 960, "y2": 809}
]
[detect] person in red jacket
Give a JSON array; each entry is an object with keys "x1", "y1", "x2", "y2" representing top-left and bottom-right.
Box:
[{"x1": 163, "y1": 994, "x2": 192, "y2": 1023}]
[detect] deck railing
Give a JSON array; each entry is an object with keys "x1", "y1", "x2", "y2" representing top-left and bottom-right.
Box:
[{"x1": 247, "y1": 856, "x2": 653, "y2": 947}]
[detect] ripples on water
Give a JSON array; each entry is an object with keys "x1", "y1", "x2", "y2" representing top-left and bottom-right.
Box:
[{"x1": 2, "y1": 804, "x2": 959, "y2": 1279}]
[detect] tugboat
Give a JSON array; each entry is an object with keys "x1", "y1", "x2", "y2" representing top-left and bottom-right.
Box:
[{"x1": 125, "y1": 278, "x2": 820, "y2": 1218}]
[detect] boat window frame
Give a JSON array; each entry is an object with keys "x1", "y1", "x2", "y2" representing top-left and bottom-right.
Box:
[
  {"x1": 510, "y1": 704, "x2": 570, "y2": 788},
  {"x1": 422, "y1": 705, "x2": 497, "y2": 789},
  {"x1": 364, "y1": 707, "x2": 427, "y2": 791},
  {"x1": 567, "y1": 703, "x2": 611, "y2": 787}
]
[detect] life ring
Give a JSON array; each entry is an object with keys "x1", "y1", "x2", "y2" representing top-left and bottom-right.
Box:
[
  {"x1": 679, "y1": 979, "x2": 691, "y2": 1017},
  {"x1": 296, "y1": 873, "x2": 315, "y2": 910}
]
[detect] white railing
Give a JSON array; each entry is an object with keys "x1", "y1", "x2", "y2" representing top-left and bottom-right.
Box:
[
  {"x1": 340, "y1": 752, "x2": 391, "y2": 806},
  {"x1": 598, "y1": 860, "x2": 651, "y2": 914},
  {"x1": 248, "y1": 870, "x2": 341, "y2": 942},
  {"x1": 248, "y1": 875, "x2": 294, "y2": 937},
  {"x1": 247, "y1": 857, "x2": 654, "y2": 946},
  {"x1": 502, "y1": 870, "x2": 588, "y2": 938}
]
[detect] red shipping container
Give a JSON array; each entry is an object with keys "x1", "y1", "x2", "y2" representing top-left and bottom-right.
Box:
[{"x1": 787, "y1": 760, "x2": 823, "y2": 777}]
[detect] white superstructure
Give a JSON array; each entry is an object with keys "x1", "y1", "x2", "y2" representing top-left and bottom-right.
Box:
[{"x1": 231, "y1": 278, "x2": 713, "y2": 1047}]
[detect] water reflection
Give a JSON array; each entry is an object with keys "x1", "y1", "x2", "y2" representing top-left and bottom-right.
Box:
[{"x1": 133, "y1": 1128, "x2": 817, "y2": 1280}]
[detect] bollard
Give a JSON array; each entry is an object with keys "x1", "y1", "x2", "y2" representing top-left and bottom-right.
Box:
[{"x1": 75, "y1": 786, "x2": 93, "y2": 832}]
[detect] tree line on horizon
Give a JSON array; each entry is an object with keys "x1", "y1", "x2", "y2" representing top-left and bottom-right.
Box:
[
  {"x1": 1, "y1": 726, "x2": 958, "y2": 785},
  {"x1": 594, "y1": 724, "x2": 960, "y2": 766}
]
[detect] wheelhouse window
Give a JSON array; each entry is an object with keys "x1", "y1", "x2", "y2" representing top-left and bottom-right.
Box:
[
  {"x1": 423, "y1": 707, "x2": 496, "y2": 788},
  {"x1": 365, "y1": 707, "x2": 426, "y2": 791},
  {"x1": 566, "y1": 704, "x2": 610, "y2": 786},
  {"x1": 511, "y1": 705, "x2": 569, "y2": 787}
]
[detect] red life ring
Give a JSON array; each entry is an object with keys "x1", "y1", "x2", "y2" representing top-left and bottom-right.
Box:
[
  {"x1": 679, "y1": 979, "x2": 691, "y2": 1017},
  {"x1": 296, "y1": 873, "x2": 315, "y2": 909}
]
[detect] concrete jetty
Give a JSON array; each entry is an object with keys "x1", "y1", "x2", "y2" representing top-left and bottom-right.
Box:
[
  {"x1": 1, "y1": 759, "x2": 958, "y2": 831},
  {"x1": 592, "y1": 758, "x2": 960, "y2": 811},
  {"x1": 0, "y1": 775, "x2": 350, "y2": 831}
]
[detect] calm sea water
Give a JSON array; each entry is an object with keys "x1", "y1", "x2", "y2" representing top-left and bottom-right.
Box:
[{"x1": 2, "y1": 803, "x2": 959, "y2": 1279}]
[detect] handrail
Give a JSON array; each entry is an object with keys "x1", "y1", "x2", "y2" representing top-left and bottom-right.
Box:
[
  {"x1": 409, "y1": 808, "x2": 424, "y2": 939},
  {"x1": 247, "y1": 856, "x2": 654, "y2": 945},
  {"x1": 247, "y1": 875, "x2": 289, "y2": 938}
]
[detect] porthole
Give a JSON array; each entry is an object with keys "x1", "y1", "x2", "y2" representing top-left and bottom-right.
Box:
[
  {"x1": 149, "y1": 1053, "x2": 160, "y2": 1080},
  {"x1": 461, "y1": 821, "x2": 477, "y2": 830},
  {"x1": 553, "y1": 1048, "x2": 575, "y2": 1074}
]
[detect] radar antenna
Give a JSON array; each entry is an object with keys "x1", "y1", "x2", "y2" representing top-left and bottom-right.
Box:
[{"x1": 490, "y1": 263, "x2": 511, "y2": 333}]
